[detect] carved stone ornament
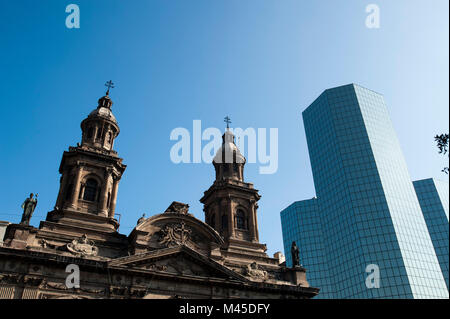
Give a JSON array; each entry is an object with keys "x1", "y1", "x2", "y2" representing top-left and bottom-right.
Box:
[
  {"x1": 40, "y1": 239, "x2": 56, "y2": 249},
  {"x1": 66, "y1": 234, "x2": 99, "y2": 257},
  {"x1": 23, "y1": 275, "x2": 45, "y2": 286},
  {"x1": 158, "y1": 222, "x2": 192, "y2": 247},
  {"x1": 145, "y1": 264, "x2": 168, "y2": 272},
  {"x1": 45, "y1": 282, "x2": 69, "y2": 291},
  {"x1": 164, "y1": 201, "x2": 191, "y2": 215},
  {"x1": 244, "y1": 262, "x2": 268, "y2": 280},
  {"x1": 0, "y1": 274, "x2": 22, "y2": 284}
]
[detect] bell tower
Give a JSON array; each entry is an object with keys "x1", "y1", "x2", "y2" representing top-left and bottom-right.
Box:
[
  {"x1": 45, "y1": 81, "x2": 126, "y2": 233},
  {"x1": 200, "y1": 118, "x2": 267, "y2": 260}
]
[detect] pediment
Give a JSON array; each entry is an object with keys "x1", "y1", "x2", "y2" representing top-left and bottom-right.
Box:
[
  {"x1": 129, "y1": 211, "x2": 224, "y2": 255},
  {"x1": 109, "y1": 246, "x2": 245, "y2": 282}
]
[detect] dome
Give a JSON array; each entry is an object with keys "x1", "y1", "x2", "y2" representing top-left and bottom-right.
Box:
[
  {"x1": 213, "y1": 130, "x2": 246, "y2": 164},
  {"x1": 79, "y1": 89, "x2": 120, "y2": 152},
  {"x1": 88, "y1": 106, "x2": 117, "y2": 124}
]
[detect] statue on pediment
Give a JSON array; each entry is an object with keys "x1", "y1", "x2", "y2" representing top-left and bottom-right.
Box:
[
  {"x1": 20, "y1": 193, "x2": 38, "y2": 225},
  {"x1": 291, "y1": 241, "x2": 300, "y2": 267}
]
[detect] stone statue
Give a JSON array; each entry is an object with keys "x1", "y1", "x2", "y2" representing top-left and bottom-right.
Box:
[
  {"x1": 20, "y1": 193, "x2": 38, "y2": 225},
  {"x1": 291, "y1": 241, "x2": 300, "y2": 267}
]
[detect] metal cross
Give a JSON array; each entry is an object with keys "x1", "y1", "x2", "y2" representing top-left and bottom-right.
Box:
[
  {"x1": 105, "y1": 80, "x2": 115, "y2": 94},
  {"x1": 224, "y1": 116, "x2": 231, "y2": 129}
]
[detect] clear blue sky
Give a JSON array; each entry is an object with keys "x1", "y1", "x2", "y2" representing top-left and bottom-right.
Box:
[{"x1": 0, "y1": 0, "x2": 448, "y2": 256}]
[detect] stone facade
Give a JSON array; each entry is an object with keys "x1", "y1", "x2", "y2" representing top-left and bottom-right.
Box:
[
  {"x1": 0, "y1": 90, "x2": 319, "y2": 299},
  {"x1": 0, "y1": 221, "x2": 9, "y2": 246}
]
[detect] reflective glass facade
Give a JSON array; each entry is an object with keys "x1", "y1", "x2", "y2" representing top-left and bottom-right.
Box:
[
  {"x1": 280, "y1": 199, "x2": 333, "y2": 298},
  {"x1": 281, "y1": 84, "x2": 448, "y2": 298},
  {"x1": 413, "y1": 178, "x2": 449, "y2": 290}
]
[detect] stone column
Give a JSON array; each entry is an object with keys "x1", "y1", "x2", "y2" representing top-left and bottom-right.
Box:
[
  {"x1": 251, "y1": 202, "x2": 259, "y2": 242},
  {"x1": 93, "y1": 126, "x2": 99, "y2": 143},
  {"x1": 249, "y1": 201, "x2": 257, "y2": 242},
  {"x1": 69, "y1": 165, "x2": 83, "y2": 208},
  {"x1": 109, "y1": 176, "x2": 119, "y2": 218},
  {"x1": 79, "y1": 182, "x2": 86, "y2": 200},
  {"x1": 111, "y1": 130, "x2": 116, "y2": 150},
  {"x1": 228, "y1": 198, "x2": 235, "y2": 238},
  {"x1": 102, "y1": 124, "x2": 109, "y2": 148},
  {"x1": 99, "y1": 170, "x2": 111, "y2": 217}
]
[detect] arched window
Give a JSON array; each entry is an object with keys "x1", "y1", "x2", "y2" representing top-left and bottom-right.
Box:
[
  {"x1": 236, "y1": 209, "x2": 246, "y2": 230},
  {"x1": 221, "y1": 215, "x2": 228, "y2": 230},
  {"x1": 83, "y1": 179, "x2": 98, "y2": 202}
]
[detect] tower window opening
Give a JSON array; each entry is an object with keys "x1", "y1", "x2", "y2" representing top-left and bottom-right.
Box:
[
  {"x1": 83, "y1": 179, "x2": 98, "y2": 202},
  {"x1": 87, "y1": 127, "x2": 94, "y2": 139},
  {"x1": 97, "y1": 127, "x2": 103, "y2": 139},
  {"x1": 236, "y1": 209, "x2": 246, "y2": 230}
]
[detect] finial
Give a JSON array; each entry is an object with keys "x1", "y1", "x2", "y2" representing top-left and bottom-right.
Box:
[
  {"x1": 105, "y1": 80, "x2": 115, "y2": 95},
  {"x1": 224, "y1": 116, "x2": 231, "y2": 130}
]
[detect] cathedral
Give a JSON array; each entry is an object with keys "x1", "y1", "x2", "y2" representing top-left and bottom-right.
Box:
[{"x1": 0, "y1": 87, "x2": 319, "y2": 299}]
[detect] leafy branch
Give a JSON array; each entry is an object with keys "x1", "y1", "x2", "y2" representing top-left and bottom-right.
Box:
[{"x1": 435, "y1": 133, "x2": 449, "y2": 174}]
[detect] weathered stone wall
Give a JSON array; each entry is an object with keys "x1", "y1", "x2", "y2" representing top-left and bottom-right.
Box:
[
  {"x1": 0, "y1": 221, "x2": 9, "y2": 246},
  {"x1": 0, "y1": 247, "x2": 317, "y2": 299}
]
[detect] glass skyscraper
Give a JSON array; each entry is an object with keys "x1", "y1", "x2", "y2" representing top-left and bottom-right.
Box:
[
  {"x1": 280, "y1": 199, "x2": 333, "y2": 299},
  {"x1": 413, "y1": 178, "x2": 449, "y2": 290},
  {"x1": 281, "y1": 84, "x2": 449, "y2": 298}
]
